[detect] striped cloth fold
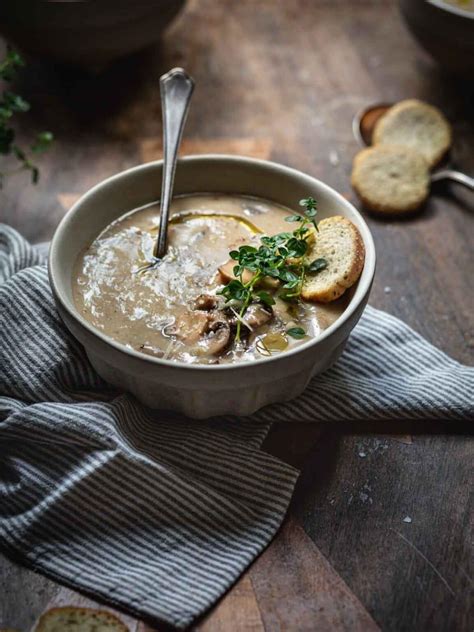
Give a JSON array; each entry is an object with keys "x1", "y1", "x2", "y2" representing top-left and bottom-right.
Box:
[{"x1": 0, "y1": 224, "x2": 472, "y2": 628}]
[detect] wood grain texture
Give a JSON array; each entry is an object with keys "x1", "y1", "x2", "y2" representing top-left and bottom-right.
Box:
[
  {"x1": 0, "y1": 0, "x2": 473, "y2": 630},
  {"x1": 290, "y1": 429, "x2": 474, "y2": 631},
  {"x1": 249, "y1": 519, "x2": 380, "y2": 632},
  {"x1": 198, "y1": 575, "x2": 264, "y2": 632},
  {"x1": 140, "y1": 138, "x2": 272, "y2": 163}
]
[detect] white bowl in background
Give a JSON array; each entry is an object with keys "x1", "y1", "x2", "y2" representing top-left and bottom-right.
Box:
[
  {"x1": 399, "y1": 0, "x2": 474, "y2": 78},
  {"x1": 49, "y1": 155, "x2": 376, "y2": 418},
  {"x1": 0, "y1": 1, "x2": 187, "y2": 68}
]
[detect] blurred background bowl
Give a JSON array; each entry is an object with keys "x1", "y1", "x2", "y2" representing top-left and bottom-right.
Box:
[
  {"x1": 399, "y1": 0, "x2": 474, "y2": 79},
  {"x1": 0, "y1": 0, "x2": 186, "y2": 69}
]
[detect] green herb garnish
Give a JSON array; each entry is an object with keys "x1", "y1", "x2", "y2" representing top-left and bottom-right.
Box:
[
  {"x1": 286, "y1": 327, "x2": 306, "y2": 339},
  {"x1": 218, "y1": 197, "x2": 327, "y2": 342},
  {"x1": 0, "y1": 47, "x2": 53, "y2": 187},
  {"x1": 307, "y1": 257, "x2": 328, "y2": 274}
]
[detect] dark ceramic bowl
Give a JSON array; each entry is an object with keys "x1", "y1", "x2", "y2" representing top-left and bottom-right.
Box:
[
  {"x1": 0, "y1": 0, "x2": 186, "y2": 69},
  {"x1": 399, "y1": 0, "x2": 474, "y2": 78}
]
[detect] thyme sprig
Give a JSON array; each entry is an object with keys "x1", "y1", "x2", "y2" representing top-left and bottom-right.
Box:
[
  {"x1": 0, "y1": 47, "x2": 53, "y2": 187},
  {"x1": 218, "y1": 197, "x2": 328, "y2": 341}
]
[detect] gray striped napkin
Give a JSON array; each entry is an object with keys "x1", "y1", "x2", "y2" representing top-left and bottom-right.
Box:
[{"x1": 1, "y1": 224, "x2": 472, "y2": 629}]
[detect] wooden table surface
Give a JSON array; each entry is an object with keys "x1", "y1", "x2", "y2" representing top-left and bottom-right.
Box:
[{"x1": 1, "y1": 1, "x2": 473, "y2": 630}]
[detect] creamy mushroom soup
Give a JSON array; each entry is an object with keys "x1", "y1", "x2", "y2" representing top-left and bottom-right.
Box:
[{"x1": 73, "y1": 194, "x2": 350, "y2": 365}]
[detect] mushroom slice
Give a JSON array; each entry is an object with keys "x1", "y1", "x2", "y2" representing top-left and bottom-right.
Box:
[
  {"x1": 225, "y1": 302, "x2": 274, "y2": 334},
  {"x1": 193, "y1": 294, "x2": 219, "y2": 311},
  {"x1": 218, "y1": 259, "x2": 279, "y2": 289},
  {"x1": 218, "y1": 260, "x2": 254, "y2": 285},
  {"x1": 169, "y1": 310, "x2": 209, "y2": 344},
  {"x1": 194, "y1": 314, "x2": 231, "y2": 356},
  {"x1": 243, "y1": 303, "x2": 273, "y2": 328}
]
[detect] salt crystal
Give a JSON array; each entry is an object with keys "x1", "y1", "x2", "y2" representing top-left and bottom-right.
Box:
[
  {"x1": 329, "y1": 150, "x2": 339, "y2": 166},
  {"x1": 403, "y1": 516, "x2": 412, "y2": 523},
  {"x1": 358, "y1": 451, "x2": 367, "y2": 458}
]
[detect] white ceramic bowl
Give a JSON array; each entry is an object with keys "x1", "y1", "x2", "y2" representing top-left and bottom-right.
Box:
[{"x1": 49, "y1": 155, "x2": 376, "y2": 418}]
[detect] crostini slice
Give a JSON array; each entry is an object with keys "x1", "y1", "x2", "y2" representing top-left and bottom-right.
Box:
[
  {"x1": 301, "y1": 216, "x2": 365, "y2": 303},
  {"x1": 373, "y1": 98, "x2": 452, "y2": 168},
  {"x1": 351, "y1": 145, "x2": 430, "y2": 214},
  {"x1": 35, "y1": 607, "x2": 129, "y2": 632}
]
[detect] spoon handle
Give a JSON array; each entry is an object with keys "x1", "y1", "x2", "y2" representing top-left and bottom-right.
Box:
[
  {"x1": 431, "y1": 169, "x2": 474, "y2": 192},
  {"x1": 155, "y1": 68, "x2": 195, "y2": 259}
]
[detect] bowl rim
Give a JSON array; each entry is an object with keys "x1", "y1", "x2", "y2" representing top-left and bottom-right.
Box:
[
  {"x1": 427, "y1": 0, "x2": 474, "y2": 19},
  {"x1": 49, "y1": 154, "x2": 376, "y2": 372}
]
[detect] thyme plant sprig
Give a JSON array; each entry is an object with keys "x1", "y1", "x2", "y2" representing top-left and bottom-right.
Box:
[
  {"x1": 218, "y1": 197, "x2": 328, "y2": 341},
  {"x1": 0, "y1": 47, "x2": 53, "y2": 187}
]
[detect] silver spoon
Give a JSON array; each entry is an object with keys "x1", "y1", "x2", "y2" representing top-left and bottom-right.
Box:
[
  {"x1": 353, "y1": 103, "x2": 474, "y2": 192},
  {"x1": 154, "y1": 67, "x2": 195, "y2": 260}
]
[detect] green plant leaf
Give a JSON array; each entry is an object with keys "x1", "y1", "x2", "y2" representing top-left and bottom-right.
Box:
[
  {"x1": 307, "y1": 258, "x2": 328, "y2": 274},
  {"x1": 0, "y1": 49, "x2": 53, "y2": 186},
  {"x1": 286, "y1": 327, "x2": 306, "y2": 339},
  {"x1": 31, "y1": 166, "x2": 39, "y2": 184},
  {"x1": 256, "y1": 291, "x2": 275, "y2": 306},
  {"x1": 31, "y1": 131, "x2": 53, "y2": 153},
  {"x1": 4, "y1": 91, "x2": 30, "y2": 113},
  {"x1": 0, "y1": 126, "x2": 14, "y2": 154},
  {"x1": 299, "y1": 197, "x2": 317, "y2": 210}
]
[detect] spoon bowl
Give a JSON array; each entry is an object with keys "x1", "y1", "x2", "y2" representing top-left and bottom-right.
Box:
[{"x1": 352, "y1": 103, "x2": 391, "y2": 147}]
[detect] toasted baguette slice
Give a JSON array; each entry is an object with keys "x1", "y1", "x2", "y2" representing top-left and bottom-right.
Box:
[
  {"x1": 351, "y1": 146, "x2": 430, "y2": 214},
  {"x1": 35, "y1": 607, "x2": 129, "y2": 632},
  {"x1": 301, "y1": 216, "x2": 365, "y2": 303},
  {"x1": 373, "y1": 99, "x2": 452, "y2": 167}
]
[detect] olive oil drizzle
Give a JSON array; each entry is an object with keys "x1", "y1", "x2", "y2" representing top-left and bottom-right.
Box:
[{"x1": 168, "y1": 211, "x2": 263, "y2": 235}]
